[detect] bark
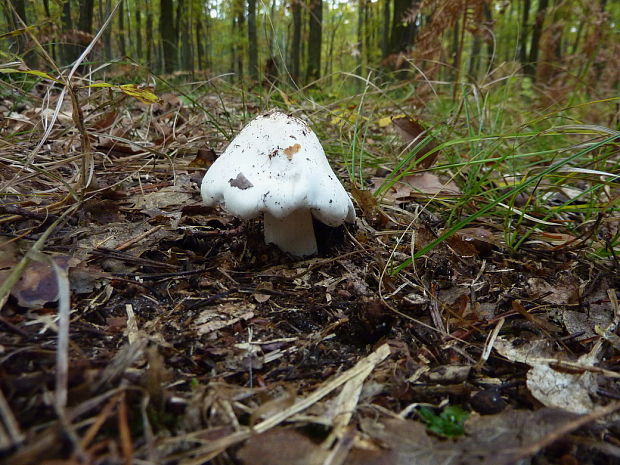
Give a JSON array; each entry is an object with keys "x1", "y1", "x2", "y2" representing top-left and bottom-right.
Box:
[
  {"x1": 135, "y1": 7, "x2": 142, "y2": 61},
  {"x1": 174, "y1": 0, "x2": 185, "y2": 47},
  {"x1": 195, "y1": 18, "x2": 205, "y2": 70},
  {"x1": 381, "y1": 0, "x2": 390, "y2": 57},
  {"x1": 306, "y1": 0, "x2": 322, "y2": 82},
  {"x1": 483, "y1": 2, "x2": 494, "y2": 72},
  {"x1": 248, "y1": 0, "x2": 258, "y2": 81},
  {"x1": 160, "y1": 0, "x2": 176, "y2": 73},
  {"x1": 357, "y1": 0, "x2": 366, "y2": 76},
  {"x1": 519, "y1": 0, "x2": 530, "y2": 66},
  {"x1": 42, "y1": 0, "x2": 57, "y2": 61},
  {"x1": 230, "y1": 0, "x2": 245, "y2": 80},
  {"x1": 389, "y1": 0, "x2": 416, "y2": 55},
  {"x1": 78, "y1": 0, "x2": 94, "y2": 33},
  {"x1": 526, "y1": 0, "x2": 549, "y2": 78},
  {"x1": 3, "y1": 0, "x2": 28, "y2": 59},
  {"x1": 290, "y1": 0, "x2": 302, "y2": 84},
  {"x1": 468, "y1": 34, "x2": 482, "y2": 79},
  {"x1": 181, "y1": 16, "x2": 193, "y2": 71},
  {"x1": 146, "y1": 11, "x2": 153, "y2": 67},
  {"x1": 102, "y1": 0, "x2": 112, "y2": 61},
  {"x1": 61, "y1": 0, "x2": 80, "y2": 65},
  {"x1": 118, "y1": 0, "x2": 126, "y2": 56}
]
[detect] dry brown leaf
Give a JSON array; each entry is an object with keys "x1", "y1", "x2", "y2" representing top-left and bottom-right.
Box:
[
  {"x1": 188, "y1": 147, "x2": 217, "y2": 168},
  {"x1": 392, "y1": 116, "x2": 438, "y2": 169},
  {"x1": 494, "y1": 337, "x2": 598, "y2": 414},
  {"x1": 237, "y1": 428, "x2": 328, "y2": 465},
  {"x1": 526, "y1": 277, "x2": 580, "y2": 305},
  {"x1": 8, "y1": 255, "x2": 71, "y2": 308}
]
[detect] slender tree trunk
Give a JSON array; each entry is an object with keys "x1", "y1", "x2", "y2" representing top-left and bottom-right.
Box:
[
  {"x1": 78, "y1": 0, "x2": 94, "y2": 33},
  {"x1": 238, "y1": 6, "x2": 245, "y2": 80},
  {"x1": 118, "y1": 0, "x2": 126, "y2": 56},
  {"x1": 175, "y1": 0, "x2": 184, "y2": 66},
  {"x1": 3, "y1": 0, "x2": 29, "y2": 60},
  {"x1": 103, "y1": 0, "x2": 112, "y2": 61},
  {"x1": 195, "y1": 18, "x2": 205, "y2": 70},
  {"x1": 364, "y1": 0, "x2": 370, "y2": 70},
  {"x1": 389, "y1": 0, "x2": 415, "y2": 55},
  {"x1": 126, "y1": 1, "x2": 132, "y2": 57},
  {"x1": 135, "y1": 6, "x2": 142, "y2": 62},
  {"x1": 146, "y1": 10, "x2": 154, "y2": 67},
  {"x1": 248, "y1": 0, "x2": 258, "y2": 81},
  {"x1": 381, "y1": 0, "x2": 390, "y2": 58},
  {"x1": 468, "y1": 34, "x2": 482, "y2": 80},
  {"x1": 526, "y1": 0, "x2": 548, "y2": 78},
  {"x1": 357, "y1": 0, "x2": 366, "y2": 77},
  {"x1": 290, "y1": 0, "x2": 302, "y2": 84},
  {"x1": 42, "y1": 0, "x2": 57, "y2": 61},
  {"x1": 160, "y1": 0, "x2": 176, "y2": 73},
  {"x1": 483, "y1": 2, "x2": 493, "y2": 72},
  {"x1": 306, "y1": 0, "x2": 322, "y2": 82},
  {"x1": 61, "y1": 0, "x2": 80, "y2": 65},
  {"x1": 230, "y1": 0, "x2": 245, "y2": 80},
  {"x1": 181, "y1": 15, "x2": 193, "y2": 71},
  {"x1": 518, "y1": 0, "x2": 530, "y2": 67}
]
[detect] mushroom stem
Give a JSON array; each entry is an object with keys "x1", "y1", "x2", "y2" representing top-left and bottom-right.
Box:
[{"x1": 263, "y1": 210, "x2": 317, "y2": 256}]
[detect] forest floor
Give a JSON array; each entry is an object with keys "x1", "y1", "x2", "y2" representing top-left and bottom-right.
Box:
[{"x1": 1, "y1": 80, "x2": 619, "y2": 465}]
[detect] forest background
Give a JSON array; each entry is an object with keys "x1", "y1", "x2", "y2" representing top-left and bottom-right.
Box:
[{"x1": 2, "y1": 0, "x2": 618, "y2": 103}]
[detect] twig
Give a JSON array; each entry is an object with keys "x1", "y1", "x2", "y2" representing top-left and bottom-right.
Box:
[{"x1": 175, "y1": 344, "x2": 391, "y2": 465}]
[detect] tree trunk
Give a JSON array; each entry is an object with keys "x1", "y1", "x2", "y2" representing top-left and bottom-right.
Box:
[
  {"x1": 160, "y1": 0, "x2": 176, "y2": 73},
  {"x1": 42, "y1": 0, "x2": 57, "y2": 61},
  {"x1": 468, "y1": 34, "x2": 482, "y2": 80},
  {"x1": 146, "y1": 4, "x2": 153, "y2": 67},
  {"x1": 61, "y1": 0, "x2": 80, "y2": 66},
  {"x1": 518, "y1": 0, "x2": 530, "y2": 67},
  {"x1": 483, "y1": 2, "x2": 493, "y2": 73},
  {"x1": 118, "y1": 0, "x2": 126, "y2": 56},
  {"x1": 3, "y1": 0, "x2": 29, "y2": 60},
  {"x1": 135, "y1": 6, "x2": 142, "y2": 62},
  {"x1": 102, "y1": 0, "x2": 112, "y2": 62},
  {"x1": 290, "y1": 0, "x2": 302, "y2": 84},
  {"x1": 389, "y1": 0, "x2": 416, "y2": 55},
  {"x1": 526, "y1": 0, "x2": 548, "y2": 78},
  {"x1": 357, "y1": 0, "x2": 366, "y2": 77},
  {"x1": 230, "y1": 0, "x2": 245, "y2": 80},
  {"x1": 306, "y1": 0, "x2": 322, "y2": 82},
  {"x1": 78, "y1": 0, "x2": 94, "y2": 33},
  {"x1": 181, "y1": 16, "x2": 193, "y2": 71},
  {"x1": 195, "y1": 18, "x2": 205, "y2": 70},
  {"x1": 248, "y1": 0, "x2": 258, "y2": 81},
  {"x1": 381, "y1": 0, "x2": 390, "y2": 58}
]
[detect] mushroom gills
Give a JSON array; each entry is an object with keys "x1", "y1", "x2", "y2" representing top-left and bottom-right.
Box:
[{"x1": 263, "y1": 209, "x2": 317, "y2": 257}]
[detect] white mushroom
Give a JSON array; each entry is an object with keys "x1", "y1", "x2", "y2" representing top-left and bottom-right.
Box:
[{"x1": 201, "y1": 111, "x2": 355, "y2": 256}]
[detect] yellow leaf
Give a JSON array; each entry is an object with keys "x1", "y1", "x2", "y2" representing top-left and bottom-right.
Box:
[
  {"x1": 83, "y1": 82, "x2": 115, "y2": 89},
  {"x1": 119, "y1": 84, "x2": 160, "y2": 104},
  {"x1": 376, "y1": 116, "x2": 393, "y2": 127},
  {"x1": 0, "y1": 68, "x2": 63, "y2": 84}
]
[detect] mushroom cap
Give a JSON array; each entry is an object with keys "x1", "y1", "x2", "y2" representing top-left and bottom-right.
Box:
[{"x1": 201, "y1": 111, "x2": 355, "y2": 226}]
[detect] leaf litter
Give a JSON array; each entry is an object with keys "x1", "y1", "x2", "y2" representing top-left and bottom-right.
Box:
[{"x1": 0, "y1": 81, "x2": 619, "y2": 465}]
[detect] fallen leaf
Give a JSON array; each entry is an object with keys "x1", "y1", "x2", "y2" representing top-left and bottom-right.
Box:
[
  {"x1": 9, "y1": 255, "x2": 71, "y2": 308},
  {"x1": 237, "y1": 428, "x2": 327, "y2": 465},
  {"x1": 392, "y1": 116, "x2": 438, "y2": 169},
  {"x1": 526, "y1": 277, "x2": 579, "y2": 305},
  {"x1": 188, "y1": 147, "x2": 216, "y2": 168},
  {"x1": 494, "y1": 337, "x2": 597, "y2": 414}
]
